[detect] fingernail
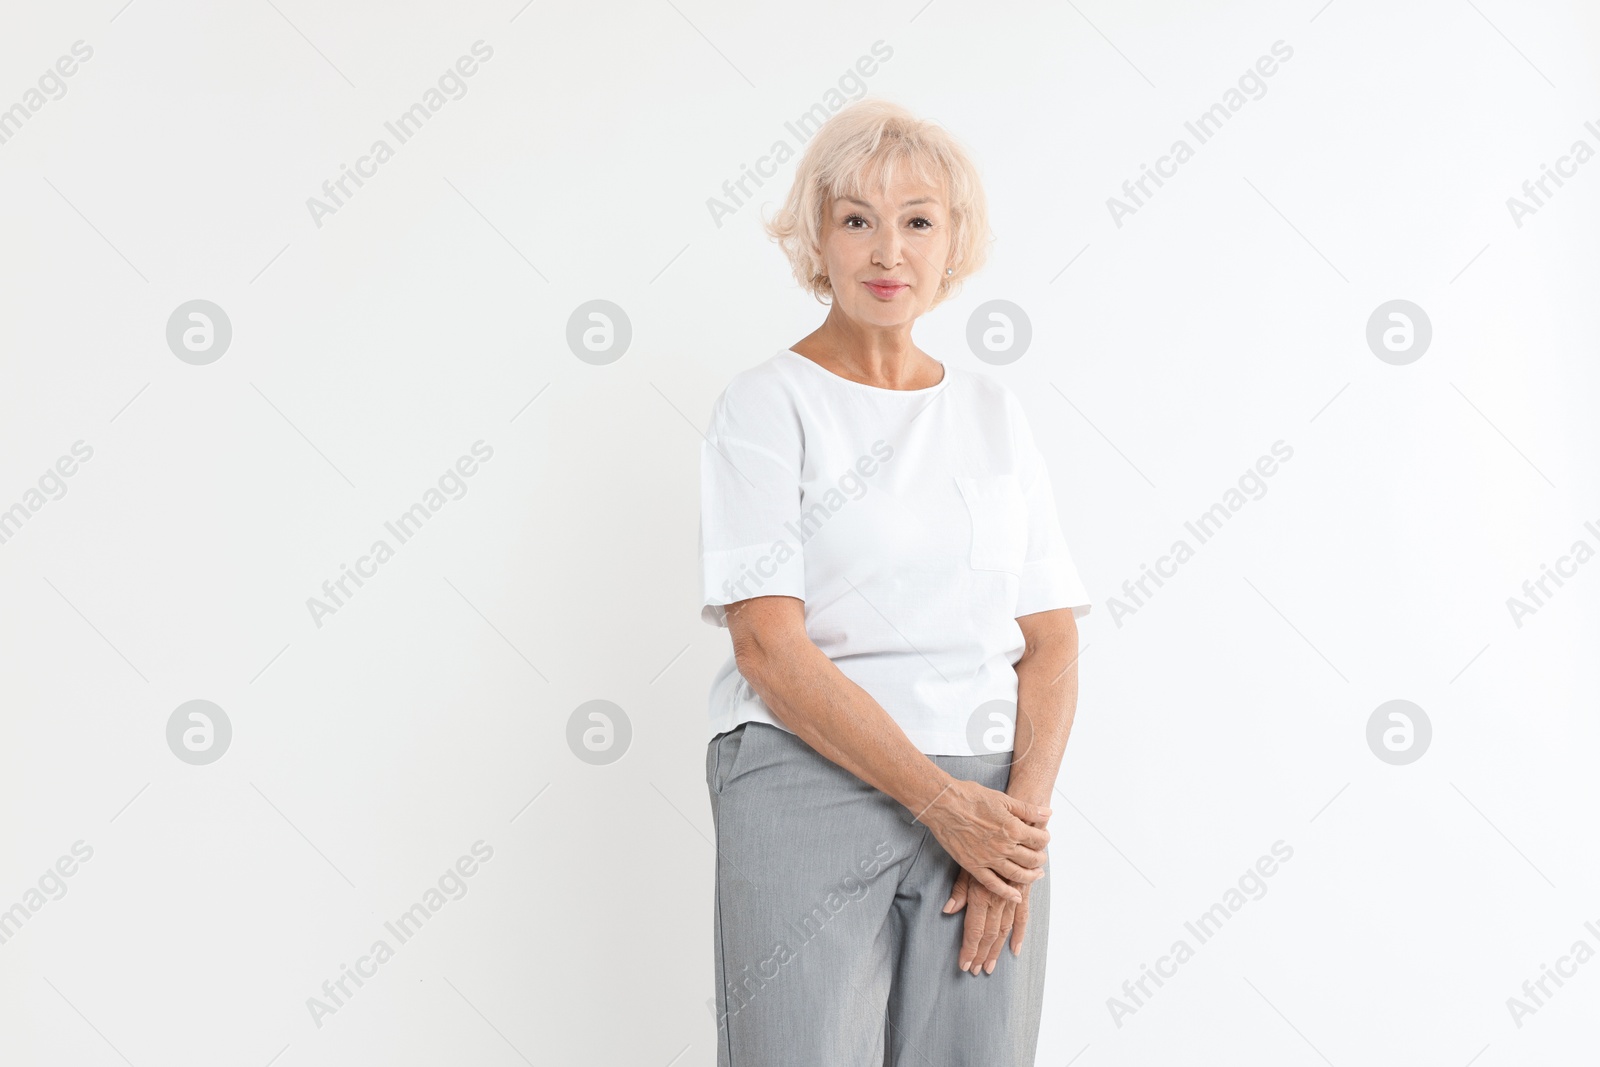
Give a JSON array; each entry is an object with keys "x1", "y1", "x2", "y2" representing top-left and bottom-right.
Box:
[
  {"x1": 985, "y1": 961, "x2": 995, "y2": 974},
  {"x1": 960, "y1": 960, "x2": 970, "y2": 972}
]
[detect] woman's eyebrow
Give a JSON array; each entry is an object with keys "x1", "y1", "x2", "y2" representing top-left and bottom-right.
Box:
[{"x1": 839, "y1": 196, "x2": 937, "y2": 208}]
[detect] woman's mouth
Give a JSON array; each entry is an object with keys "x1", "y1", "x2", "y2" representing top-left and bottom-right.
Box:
[{"x1": 864, "y1": 280, "x2": 909, "y2": 299}]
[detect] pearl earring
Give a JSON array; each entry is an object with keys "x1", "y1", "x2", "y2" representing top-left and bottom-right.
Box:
[{"x1": 945, "y1": 267, "x2": 954, "y2": 275}]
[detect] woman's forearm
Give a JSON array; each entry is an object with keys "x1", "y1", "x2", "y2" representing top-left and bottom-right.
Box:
[
  {"x1": 1004, "y1": 612, "x2": 1081, "y2": 808},
  {"x1": 725, "y1": 597, "x2": 1056, "y2": 899},
  {"x1": 735, "y1": 634, "x2": 956, "y2": 821}
]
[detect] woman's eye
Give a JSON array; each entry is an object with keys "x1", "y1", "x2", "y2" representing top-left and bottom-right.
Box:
[
  {"x1": 843, "y1": 214, "x2": 868, "y2": 229},
  {"x1": 908, "y1": 217, "x2": 933, "y2": 230}
]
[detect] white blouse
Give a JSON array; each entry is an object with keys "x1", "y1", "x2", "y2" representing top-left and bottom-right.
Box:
[{"x1": 698, "y1": 349, "x2": 1091, "y2": 755}]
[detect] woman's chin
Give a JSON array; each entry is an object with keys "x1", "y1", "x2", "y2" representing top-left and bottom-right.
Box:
[{"x1": 840, "y1": 302, "x2": 923, "y2": 330}]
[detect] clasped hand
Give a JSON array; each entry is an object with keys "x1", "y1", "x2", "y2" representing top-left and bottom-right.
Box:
[{"x1": 921, "y1": 778, "x2": 1050, "y2": 975}]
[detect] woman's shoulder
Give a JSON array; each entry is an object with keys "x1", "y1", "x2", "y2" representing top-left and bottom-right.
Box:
[
  {"x1": 705, "y1": 351, "x2": 807, "y2": 436},
  {"x1": 712, "y1": 350, "x2": 803, "y2": 408},
  {"x1": 941, "y1": 361, "x2": 1018, "y2": 412}
]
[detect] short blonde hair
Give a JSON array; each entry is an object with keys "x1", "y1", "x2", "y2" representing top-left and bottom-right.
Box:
[{"x1": 764, "y1": 99, "x2": 989, "y2": 309}]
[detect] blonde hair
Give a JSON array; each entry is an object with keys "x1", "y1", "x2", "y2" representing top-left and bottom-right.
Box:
[{"x1": 764, "y1": 99, "x2": 989, "y2": 309}]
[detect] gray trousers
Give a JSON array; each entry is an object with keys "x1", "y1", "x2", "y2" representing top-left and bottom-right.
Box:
[{"x1": 706, "y1": 722, "x2": 1050, "y2": 1066}]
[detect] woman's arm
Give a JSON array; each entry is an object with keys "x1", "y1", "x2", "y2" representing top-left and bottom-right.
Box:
[
  {"x1": 945, "y1": 606, "x2": 1081, "y2": 974},
  {"x1": 1005, "y1": 606, "x2": 1081, "y2": 808},
  {"x1": 725, "y1": 594, "x2": 1052, "y2": 902}
]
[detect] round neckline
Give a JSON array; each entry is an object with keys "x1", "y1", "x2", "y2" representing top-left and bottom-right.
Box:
[{"x1": 780, "y1": 348, "x2": 949, "y2": 394}]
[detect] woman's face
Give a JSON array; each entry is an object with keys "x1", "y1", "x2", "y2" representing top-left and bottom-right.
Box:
[{"x1": 818, "y1": 173, "x2": 952, "y2": 330}]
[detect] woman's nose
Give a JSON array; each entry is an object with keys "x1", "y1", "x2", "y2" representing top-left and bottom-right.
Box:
[{"x1": 872, "y1": 230, "x2": 903, "y2": 268}]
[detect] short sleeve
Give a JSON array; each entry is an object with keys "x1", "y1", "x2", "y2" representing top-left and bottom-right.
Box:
[
  {"x1": 1010, "y1": 391, "x2": 1092, "y2": 620},
  {"x1": 698, "y1": 379, "x2": 807, "y2": 627}
]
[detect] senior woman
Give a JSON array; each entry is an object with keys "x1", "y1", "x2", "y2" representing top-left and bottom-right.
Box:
[{"x1": 698, "y1": 99, "x2": 1091, "y2": 1066}]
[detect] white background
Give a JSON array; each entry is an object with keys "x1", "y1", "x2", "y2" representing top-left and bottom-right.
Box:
[{"x1": 1, "y1": 1, "x2": 1597, "y2": 1064}]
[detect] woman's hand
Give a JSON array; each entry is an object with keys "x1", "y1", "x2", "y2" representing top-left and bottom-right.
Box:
[
  {"x1": 943, "y1": 868, "x2": 1034, "y2": 973},
  {"x1": 920, "y1": 778, "x2": 1050, "y2": 902}
]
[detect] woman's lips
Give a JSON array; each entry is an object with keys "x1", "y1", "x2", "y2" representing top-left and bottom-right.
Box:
[{"x1": 864, "y1": 280, "x2": 908, "y2": 299}]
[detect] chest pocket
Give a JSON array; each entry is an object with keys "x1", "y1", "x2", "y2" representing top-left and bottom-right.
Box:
[{"x1": 954, "y1": 474, "x2": 1029, "y2": 574}]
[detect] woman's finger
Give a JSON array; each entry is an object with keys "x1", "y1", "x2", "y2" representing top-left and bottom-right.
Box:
[
  {"x1": 958, "y1": 890, "x2": 991, "y2": 971},
  {"x1": 942, "y1": 868, "x2": 969, "y2": 914},
  {"x1": 982, "y1": 898, "x2": 1014, "y2": 974},
  {"x1": 984, "y1": 910, "x2": 1011, "y2": 972},
  {"x1": 1009, "y1": 820, "x2": 1051, "y2": 853},
  {"x1": 968, "y1": 866, "x2": 1022, "y2": 903},
  {"x1": 1010, "y1": 888, "x2": 1031, "y2": 956},
  {"x1": 1003, "y1": 795, "x2": 1052, "y2": 826},
  {"x1": 993, "y1": 858, "x2": 1046, "y2": 886},
  {"x1": 1002, "y1": 841, "x2": 1048, "y2": 870},
  {"x1": 974, "y1": 893, "x2": 1005, "y2": 975}
]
